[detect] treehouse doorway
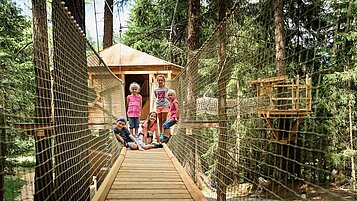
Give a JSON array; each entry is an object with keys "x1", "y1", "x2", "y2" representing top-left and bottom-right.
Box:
[{"x1": 125, "y1": 74, "x2": 150, "y2": 120}]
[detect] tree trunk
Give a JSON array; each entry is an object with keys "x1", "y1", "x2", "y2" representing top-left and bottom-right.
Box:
[
  {"x1": 186, "y1": 0, "x2": 200, "y2": 115},
  {"x1": 62, "y1": 0, "x2": 85, "y2": 33},
  {"x1": 32, "y1": 0, "x2": 54, "y2": 200},
  {"x1": 52, "y1": 1, "x2": 89, "y2": 200},
  {"x1": 216, "y1": 1, "x2": 228, "y2": 201},
  {"x1": 103, "y1": 0, "x2": 114, "y2": 49},
  {"x1": 274, "y1": 0, "x2": 286, "y2": 75},
  {"x1": 187, "y1": 0, "x2": 200, "y2": 188}
]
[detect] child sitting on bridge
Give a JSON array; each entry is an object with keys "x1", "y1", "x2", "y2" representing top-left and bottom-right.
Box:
[
  {"x1": 161, "y1": 89, "x2": 179, "y2": 143},
  {"x1": 114, "y1": 116, "x2": 162, "y2": 150},
  {"x1": 139, "y1": 111, "x2": 160, "y2": 144}
]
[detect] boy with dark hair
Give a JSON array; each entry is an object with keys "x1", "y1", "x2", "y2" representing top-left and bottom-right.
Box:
[{"x1": 114, "y1": 116, "x2": 162, "y2": 150}]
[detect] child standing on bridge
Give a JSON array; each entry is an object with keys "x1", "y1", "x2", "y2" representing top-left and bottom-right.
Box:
[
  {"x1": 161, "y1": 89, "x2": 179, "y2": 143},
  {"x1": 127, "y1": 82, "x2": 142, "y2": 136},
  {"x1": 114, "y1": 117, "x2": 162, "y2": 150},
  {"x1": 154, "y1": 75, "x2": 170, "y2": 134}
]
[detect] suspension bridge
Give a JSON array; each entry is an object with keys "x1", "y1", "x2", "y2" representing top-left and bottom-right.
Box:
[{"x1": 1, "y1": 0, "x2": 356, "y2": 201}]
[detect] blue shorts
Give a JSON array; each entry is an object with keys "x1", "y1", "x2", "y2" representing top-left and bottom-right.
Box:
[
  {"x1": 128, "y1": 117, "x2": 140, "y2": 129},
  {"x1": 163, "y1": 119, "x2": 177, "y2": 129},
  {"x1": 126, "y1": 138, "x2": 146, "y2": 149}
]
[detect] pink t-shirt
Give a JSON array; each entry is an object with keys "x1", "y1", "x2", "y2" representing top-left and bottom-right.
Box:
[
  {"x1": 169, "y1": 99, "x2": 179, "y2": 120},
  {"x1": 127, "y1": 94, "x2": 142, "y2": 117},
  {"x1": 139, "y1": 120, "x2": 158, "y2": 134}
]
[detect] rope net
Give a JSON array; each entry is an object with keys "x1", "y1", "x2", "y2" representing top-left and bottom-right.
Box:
[
  {"x1": 1, "y1": 0, "x2": 125, "y2": 200},
  {"x1": 169, "y1": 0, "x2": 356, "y2": 200}
]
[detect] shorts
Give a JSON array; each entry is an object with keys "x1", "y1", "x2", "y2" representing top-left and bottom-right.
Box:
[
  {"x1": 139, "y1": 132, "x2": 153, "y2": 137},
  {"x1": 126, "y1": 138, "x2": 146, "y2": 149},
  {"x1": 156, "y1": 107, "x2": 170, "y2": 113},
  {"x1": 163, "y1": 119, "x2": 177, "y2": 129},
  {"x1": 128, "y1": 117, "x2": 140, "y2": 129}
]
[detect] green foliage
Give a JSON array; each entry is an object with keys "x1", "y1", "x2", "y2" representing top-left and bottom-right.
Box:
[
  {"x1": 121, "y1": 0, "x2": 188, "y2": 65},
  {"x1": 0, "y1": 0, "x2": 35, "y2": 169},
  {"x1": 4, "y1": 175, "x2": 26, "y2": 201}
]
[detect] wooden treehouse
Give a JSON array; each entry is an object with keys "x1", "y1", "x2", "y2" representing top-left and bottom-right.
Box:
[
  {"x1": 250, "y1": 75, "x2": 312, "y2": 144},
  {"x1": 88, "y1": 43, "x2": 183, "y2": 121}
]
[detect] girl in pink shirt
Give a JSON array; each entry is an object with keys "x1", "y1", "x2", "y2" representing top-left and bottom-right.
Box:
[
  {"x1": 139, "y1": 112, "x2": 160, "y2": 144},
  {"x1": 162, "y1": 89, "x2": 179, "y2": 142},
  {"x1": 127, "y1": 82, "x2": 142, "y2": 135}
]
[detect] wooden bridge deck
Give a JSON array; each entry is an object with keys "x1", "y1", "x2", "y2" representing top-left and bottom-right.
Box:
[{"x1": 93, "y1": 145, "x2": 207, "y2": 201}]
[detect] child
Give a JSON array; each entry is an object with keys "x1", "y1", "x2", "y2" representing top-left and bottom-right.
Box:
[
  {"x1": 161, "y1": 89, "x2": 179, "y2": 143},
  {"x1": 114, "y1": 116, "x2": 163, "y2": 150},
  {"x1": 139, "y1": 112, "x2": 160, "y2": 144},
  {"x1": 154, "y1": 75, "x2": 169, "y2": 134},
  {"x1": 127, "y1": 82, "x2": 142, "y2": 136}
]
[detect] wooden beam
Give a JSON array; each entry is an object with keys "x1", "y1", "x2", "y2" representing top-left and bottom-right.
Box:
[
  {"x1": 249, "y1": 76, "x2": 288, "y2": 85},
  {"x1": 164, "y1": 145, "x2": 207, "y2": 201},
  {"x1": 13, "y1": 123, "x2": 54, "y2": 137},
  {"x1": 92, "y1": 147, "x2": 127, "y2": 201},
  {"x1": 180, "y1": 122, "x2": 219, "y2": 128}
]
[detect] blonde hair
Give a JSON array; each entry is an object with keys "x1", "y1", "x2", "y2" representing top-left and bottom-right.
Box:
[
  {"x1": 129, "y1": 82, "x2": 140, "y2": 92},
  {"x1": 156, "y1": 75, "x2": 166, "y2": 82},
  {"x1": 167, "y1": 89, "x2": 176, "y2": 96}
]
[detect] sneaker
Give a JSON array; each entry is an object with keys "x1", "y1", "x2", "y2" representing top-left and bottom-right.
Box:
[
  {"x1": 160, "y1": 133, "x2": 169, "y2": 143},
  {"x1": 152, "y1": 142, "x2": 163, "y2": 148}
]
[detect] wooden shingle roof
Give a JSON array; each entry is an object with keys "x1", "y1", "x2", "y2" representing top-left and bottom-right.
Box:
[{"x1": 90, "y1": 43, "x2": 183, "y2": 69}]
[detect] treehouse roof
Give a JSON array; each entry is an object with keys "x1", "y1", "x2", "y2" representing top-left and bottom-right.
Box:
[{"x1": 88, "y1": 43, "x2": 183, "y2": 70}]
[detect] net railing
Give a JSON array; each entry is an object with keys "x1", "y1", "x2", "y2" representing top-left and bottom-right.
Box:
[
  {"x1": 169, "y1": 0, "x2": 356, "y2": 200},
  {"x1": 0, "y1": 0, "x2": 125, "y2": 200}
]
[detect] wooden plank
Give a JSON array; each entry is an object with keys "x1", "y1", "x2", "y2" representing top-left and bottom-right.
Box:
[
  {"x1": 92, "y1": 148, "x2": 127, "y2": 201},
  {"x1": 115, "y1": 178, "x2": 183, "y2": 182},
  {"x1": 107, "y1": 193, "x2": 192, "y2": 199},
  {"x1": 113, "y1": 181, "x2": 184, "y2": 185},
  {"x1": 122, "y1": 160, "x2": 172, "y2": 164},
  {"x1": 119, "y1": 169, "x2": 177, "y2": 174},
  {"x1": 122, "y1": 159, "x2": 172, "y2": 163},
  {"x1": 121, "y1": 163, "x2": 173, "y2": 168},
  {"x1": 164, "y1": 145, "x2": 207, "y2": 201},
  {"x1": 107, "y1": 189, "x2": 189, "y2": 194},
  {"x1": 119, "y1": 168, "x2": 176, "y2": 172},
  {"x1": 106, "y1": 199, "x2": 193, "y2": 201},
  {"x1": 111, "y1": 184, "x2": 187, "y2": 189},
  {"x1": 118, "y1": 174, "x2": 181, "y2": 179}
]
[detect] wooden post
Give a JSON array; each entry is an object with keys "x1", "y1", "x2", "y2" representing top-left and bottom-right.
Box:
[
  {"x1": 291, "y1": 79, "x2": 295, "y2": 110},
  {"x1": 32, "y1": 0, "x2": 54, "y2": 199},
  {"x1": 295, "y1": 75, "x2": 300, "y2": 111}
]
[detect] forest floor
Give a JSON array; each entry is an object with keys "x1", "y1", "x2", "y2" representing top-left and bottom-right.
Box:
[
  {"x1": 16, "y1": 172, "x2": 34, "y2": 201},
  {"x1": 203, "y1": 182, "x2": 356, "y2": 201}
]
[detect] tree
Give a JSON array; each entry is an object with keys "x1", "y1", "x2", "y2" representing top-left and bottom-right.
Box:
[
  {"x1": 0, "y1": 0, "x2": 33, "y2": 199},
  {"x1": 216, "y1": 0, "x2": 228, "y2": 200},
  {"x1": 103, "y1": 0, "x2": 113, "y2": 49},
  {"x1": 62, "y1": 0, "x2": 85, "y2": 32},
  {"x1": 274, "y1": 0, "x2": 286, "y2": 75},
  {"x1": 32, "y1": 0, "x2": 54, "y2": 199}
]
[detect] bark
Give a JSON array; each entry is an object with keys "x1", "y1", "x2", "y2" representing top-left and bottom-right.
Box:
[
  {"x1": 186, "y1": 0, "x2": 200, "y2": 118},
  {"x1": 103, "y1": 0, "x2": 114, "y2": 49},
  {"x1": 32, "y1": 0, "x2": 54, "y2": 200},
  {"x1": 274, "y1": 0, "x2": 286, "y2": 75},
  {"x1": 62, "y1": 0, "x2": 85, "y2": 33},
  {"x1": 216, "y1": 0, "x2": 228, "y2": 200}
]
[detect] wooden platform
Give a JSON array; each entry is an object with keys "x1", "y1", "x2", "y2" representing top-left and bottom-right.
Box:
[{"x1": 93, "y1": 145, "x2": 207, "y2": 201}]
